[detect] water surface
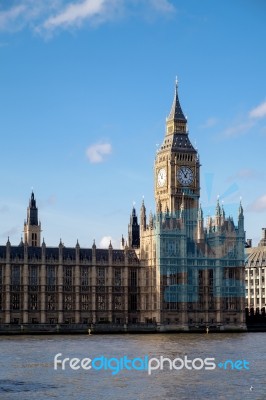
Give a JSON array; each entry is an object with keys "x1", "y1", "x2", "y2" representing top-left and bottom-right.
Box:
[{"x1": 0, "y1": 333, "x2": 265, "y2": 400}]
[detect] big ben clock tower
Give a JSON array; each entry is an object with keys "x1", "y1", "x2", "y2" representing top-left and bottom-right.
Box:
[{"x1": 155, "y1": 79, "x2": 200, "y2": 238}]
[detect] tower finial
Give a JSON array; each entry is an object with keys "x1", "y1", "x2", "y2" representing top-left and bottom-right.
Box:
[
  {"x1": 239, "y1": 198, "x2": 244, "y2": 216},
  {"x1": 216, "y1": 196, "x2": 221, "y2": 216},
  {"x1": 167, "y1": 78, "x2": 187, "y2": 124}
]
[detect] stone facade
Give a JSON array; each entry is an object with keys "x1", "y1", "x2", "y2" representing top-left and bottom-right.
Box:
[
  {"x1": 134, "y1": 81, "x2": 246, "y2": 331},
  {"x1": 245, "y1": 229, "x2": 266, "y2": 311},
  {"x1": 0, "y1": 240, "x2": 141, "y2": 326},
  {"x1": 0, "y1": 82, "x2": 246, "y2": 332}
]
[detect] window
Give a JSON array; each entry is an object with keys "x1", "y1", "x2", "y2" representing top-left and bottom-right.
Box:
[
  {"x1": 209, "y1": 295, "x2": 215, "y2": 309},
  {"x1": 11, "y1": 266, "x2": 20, "y2": 286},
  {"x1": 11, "y1": 293, "x2": 20, "y2": 310},
  {"x1": 29, "y1": 265, "x2": 38, "y2": 288},
  {"x1": 114, "y1": 295, "x2": 122, "y2": 310},
  {"x1": 47, "y1": 266, "x2": 56, "y2": 290},
  {"x1": 97, "y1": 267, "x2": 105, "y2": 286},
  {"x1": 129, "y1": 294, "x2": 137, "y2": 311},
  {"x1": 29, "y1": 294, "x2": 38, "y2": 310},
  {"x1": 47, "y1": 294, "x2": 55, "y2": 310},
  {"x1": 198, "y1": 270, "x2": 203, "y2": 285},
  {"x1": 64, "y1": 294, "x2": 73, "y2": 310},
  {"x1": 32, "y1": 233, "x2": 37, "y2": 247},
  {"x1": 63, "y1": 266, "x2": 72, "y2": 291},
  {"x1": 224, "y1": 296, "x2": 236, "y2": 310},
  {"x1": 114, "y1": 268, "x2": 122, "y2": 287},
  {"x1": 229, "y1": 269, "x2": 234, "y2": 279},
  {"x1": 81, "y1": 267, "x2": 89, "y2": 288},
  {"x1": 81, "y1": 294, "x2": 90, "y2": 310},
  {"x1": 97, "y1": 294, "x2": 106, "y2": 310},
  {"x1": 130, "y1": 269, "x2": 137, "y2": 287},
  {"x1": 208, "y1": 269, "x2": 213, "y2": 286},
  {"x1": 199, "y1": 294, "x2": 204, "y2": 310}
]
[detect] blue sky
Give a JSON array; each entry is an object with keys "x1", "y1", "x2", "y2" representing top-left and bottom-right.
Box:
[{"x1": 0, "y1": 0, "x2": 266, "y2": 248}]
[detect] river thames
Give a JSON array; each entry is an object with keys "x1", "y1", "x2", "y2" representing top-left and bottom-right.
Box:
[{"x1": 0, "y1": 333, "x2": 265, "y2": 400}]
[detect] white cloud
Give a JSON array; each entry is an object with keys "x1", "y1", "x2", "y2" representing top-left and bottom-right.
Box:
[
  {"x1": 86, "y1": 141, "x2": 112, "y2": 163},
  {"x1": 0, "y1": 205, "x2": 9, "y2": 213},
  {"x1": 148, "y1": 0, "x2": 175, "y2": 13},
  {"x1": 38, "y1": 195, "x2": 57, "y2": 208},
  {"x1": 247, "y1": 194, "x2": 266, "y2": 213},
  {"x1": 249, "y1": 101, "x2": 266, "y2": 119},
  {"x1": 99, "y1": 235, "x2": 117, "y2": 248},
  {"x1": 227, "y1": 168, "x2": 266, "y2": 182},
  {"x1": 0, "y1": 0, "x2": 176, "y2": 35},
  {"x1": 0, "y1": 5, "x2": 26, "y2": 30},
  {"x1": 220, "y1": 99, "x2": 266, "y2": 139},
  {"x1": 0, "y1": 226, "x2": 20, "y2": 239},
  {"x1": 0, "y1": 1, "x2": 62, "y2": 32},
  {"x1": 200, "y1": 117, "x2": 218, "y2": 129},
  {"x1": 222, "y1": 119, "x2": 255, "y2": 138},
  {"x1": 43, "y1": 0, "x2": 109, "y2": 30},
  {"x1": 227, "y1": 169, "x2": 259, "y2": 182}
]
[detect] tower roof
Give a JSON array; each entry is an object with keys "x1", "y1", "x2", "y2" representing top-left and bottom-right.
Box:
[
  {"x1": 167, "y1": 78, "x2": 187, "y2": 123},
  {"x1": 26, "y1": 191, "x2": 38, "y2": 226},
  {"x1": 29, "y1": 191, "x2": 37, "y2": 208}
]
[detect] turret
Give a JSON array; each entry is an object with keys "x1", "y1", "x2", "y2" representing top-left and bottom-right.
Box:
[
  {"x1": 221, "y1": 203, "x2": 225, "y2": 224},
  {"x1": 180, "y1": 192, "x2": 185, "y2": 222},
  {"x1": 140, "y1": 198, "x2": 147, "y2": 230},
  {"x1": 238, "y1": 200, "x2": 244, "y2": 232},
  {"x1": 166, "y1": 77, "x2": 187, "y2": 135},
  {"x1": 23, "y1": 191, "x2": 41, "y2": 246},
  {"x1": 207, "y1": 215, "x2": 213, "y2": 234},
  {"x1": 27, "y1": 191, "x2": 38, "y2": 225},
  {"x1": 149, "y1": 211, "x2": 154, "y2": 229},
  {"x1": 197, "y1": 204, "x2": 204, "y2": 241},
  {"x1": 215, "y1": 198, "x2": 222, "y2": 228},
  {"x1": 128, "y1": 205, "x2": 140, "y2": 248},
  {"x1": 157, "y1": 199, "x2": 162, "y2": 214},
  {"x1": 154, "y1": 79, "x2": 199, "y2": 219},
  {"x1": 258, "y1": 228, "x2": 266, "y2": 247},
  {"x1": 121, "y1": 234, "x2": 125, "y2": 249}
]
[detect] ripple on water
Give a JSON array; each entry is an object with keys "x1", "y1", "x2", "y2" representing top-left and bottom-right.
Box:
[{"x1": 0, "y1": 333, "x2": 265, "y2": 400}]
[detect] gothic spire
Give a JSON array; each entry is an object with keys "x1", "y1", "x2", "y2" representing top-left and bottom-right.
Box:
[
  {"x1": 216, "y1": 197, "x2": 222, "y2": 217},
  {"x1": 121, "y1": 234, "x2": 125, "y2": 249},
  {"x1": 140, "y1": 198, "x2": 147, "y2": 229},
  {"x1": 131, "y1": 204, "x2": 136, "y2": 218},
  {"x1": 27, "y1": 191, "x2": 38, "y2": 226},
  {"x1": 238, "y1": 199, "x2": 244, "y2": 232},
  {"x1": 198, "y1": 204, "x2": 203, "y2": 220},
  {"x1": 238, "y1": 200, "x2": 244, "y2": 217},
  {"x1": 128, "y1": 205, "x2": 140, "y2": 248},
  {"x1": 180, "y1": 192, "x2": 185, "y2": 220},
  {"x1": 29, "y1": 191, "x2": 36, "y2": 208},
  {"x1": 167, "y1": 78, "x2": 187, "y2": 123}
]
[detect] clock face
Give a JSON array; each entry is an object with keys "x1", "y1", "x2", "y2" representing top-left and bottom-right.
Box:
[
  {"x1": 177, "y1": 166, "x2": 194, "y2": 186},
  {"x1": 157, "y1": 168, "x2": 167, "y2": 187}
]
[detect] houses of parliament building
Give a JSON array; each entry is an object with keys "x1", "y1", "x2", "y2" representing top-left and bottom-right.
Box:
[{"x1": 0, "y1": 82, "x2": 246, "y2": 333}]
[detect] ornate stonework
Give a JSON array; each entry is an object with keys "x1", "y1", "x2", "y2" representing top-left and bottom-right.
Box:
[{"x1": 0, "y1": 82, "x2": 246, "y2": 332}]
